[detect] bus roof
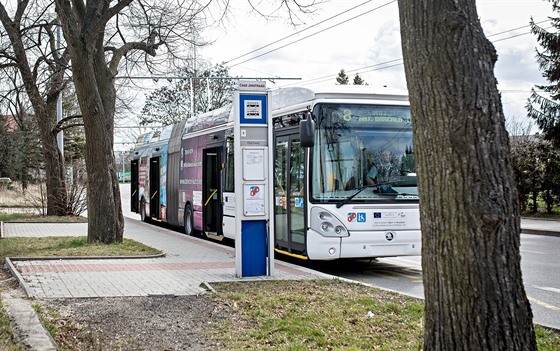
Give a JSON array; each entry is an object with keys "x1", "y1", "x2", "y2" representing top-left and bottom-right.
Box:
[
  {"x1": 183, "y1": 103, "x2": 233, "y2": 134},
  {"x1": 270, "y1": 85, "x2": 408, "y2": 111}
]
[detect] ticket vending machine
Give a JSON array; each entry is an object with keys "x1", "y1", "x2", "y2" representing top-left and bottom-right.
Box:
[{"x1": 234, "y1": 81, "x2": 274, "y2": 277}]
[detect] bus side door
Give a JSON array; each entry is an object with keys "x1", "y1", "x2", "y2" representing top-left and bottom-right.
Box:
[
  {"x1": 203, "y1": 147, "x2": 222, "y2": 235},
  {"x1": 274, "y1": 134, "x2": 306, "y2": 254}
]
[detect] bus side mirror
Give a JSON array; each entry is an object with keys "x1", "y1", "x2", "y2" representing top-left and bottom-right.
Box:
[{"x1": 300, "y1": 113, "x2": 315, "y2": 147}]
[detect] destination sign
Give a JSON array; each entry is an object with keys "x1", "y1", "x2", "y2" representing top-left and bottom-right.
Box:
[{"x1": 319, "y1": 104, "x2": 412, "y2": 126}]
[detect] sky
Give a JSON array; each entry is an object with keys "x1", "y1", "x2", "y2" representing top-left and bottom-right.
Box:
[
  {"x1": 202, "y1": 1, "x2": 552, "y2": 119},
  {"x1": 116, "y1": 0, "x2": 554, "y2": 150}
]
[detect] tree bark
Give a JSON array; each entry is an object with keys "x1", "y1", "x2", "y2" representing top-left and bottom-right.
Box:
[
  {"x1": 397, "y1": 1, "x2": 537, "y2": 350},
  {"x1": 37, "y1": 103, "x2": 70, "y2": 215},
  {"x1": 55, "y1": 0, "x2": 124, "y2": 243}
]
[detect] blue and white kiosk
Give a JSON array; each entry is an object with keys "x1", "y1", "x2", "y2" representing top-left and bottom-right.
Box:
[{"x1": 233, "y1": 80, "x2": 275, "y2": 277}]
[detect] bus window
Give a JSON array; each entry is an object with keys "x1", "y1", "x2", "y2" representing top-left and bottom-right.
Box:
[{"x1": 224, "y1": 138, "x2": 235, "y2": 192}]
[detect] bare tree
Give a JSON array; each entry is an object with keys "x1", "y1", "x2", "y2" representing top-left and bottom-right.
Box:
[
  {"x1": 140, "y1": 62, "x2": 235, "y2": 126},
  {"x1": 52, "y1": 0, "x2": 319, "y2": 243},
  {"x1": 0, "y1": 0, "x2": 72, "y2": 215},
  {"x1": 0, "y1": 72, "x2": 39, "y2": 191},
  {"x1": 397, "y1": 1, "x2": 536, "y2": 350}
]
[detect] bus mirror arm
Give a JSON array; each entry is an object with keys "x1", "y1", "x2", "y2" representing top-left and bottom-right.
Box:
[{"x1": 300, "y1": 112, "x2": 315, "y2": 147}]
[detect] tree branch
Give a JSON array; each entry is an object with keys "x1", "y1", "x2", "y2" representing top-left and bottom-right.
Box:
[{"x1": 52, "y1": 114, "x2": 84, "y2": 136}]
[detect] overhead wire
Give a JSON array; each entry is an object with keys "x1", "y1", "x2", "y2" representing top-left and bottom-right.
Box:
[
  {"x1": 224, "y1": 0, "x2": 550, "y2": 88},
  {"x1": 224, "y1": 0, "x2": 377, "y2": 65},
  {"x1": 279, "y1": 19, "x2": 553, "y2": 88},
  {"x1": 227, "y1": 0, "x2": 397, "y2": 68}
]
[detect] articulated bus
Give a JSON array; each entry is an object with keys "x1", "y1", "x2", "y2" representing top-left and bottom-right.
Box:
[{"x1": 130, "y1": 85, "x2": 421, "y2": 260}]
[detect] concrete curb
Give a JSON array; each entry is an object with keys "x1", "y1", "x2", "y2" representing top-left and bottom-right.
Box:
[
  {"x1": 5, "y1": 258, "x2": 34, "y2": 298},
  {"x1": 1, "y1": 291, "x2": 57, "y2": 351},
  {"x1": 522, "y1": 229, "x2": 560, "y2": 237},
  {"x1": 8, "y1": 253, "x2": 166, "y2": 261}
]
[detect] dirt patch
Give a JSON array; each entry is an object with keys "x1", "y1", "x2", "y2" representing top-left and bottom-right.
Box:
[
  {"x1": 0, "y1": 267, "x2": 231, "y2": 350},
  {"x1": 39, "y1": 295, "x2": 230, "y2": 351},
  {"x1": 0, "y1": 267, "x2": 19, "y2": 292}
]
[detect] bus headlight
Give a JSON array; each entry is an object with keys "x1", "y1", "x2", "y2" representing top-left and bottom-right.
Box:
[{"x1": 310, "y1": 207, "x2": 349, "y2": 237}]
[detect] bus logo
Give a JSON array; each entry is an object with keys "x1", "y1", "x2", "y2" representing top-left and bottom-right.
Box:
[
  {"x1": 249, "y1": 186, "x2": 260, "y2": 196},
  {"x1": 347, "y1": 212, "x2": 366, "y2": 222},
  {"x1": 385, "y1": 232, "x2": 395, "y2": 241}
]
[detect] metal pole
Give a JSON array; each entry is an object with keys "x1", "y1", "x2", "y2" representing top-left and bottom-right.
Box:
[
  {"x1": 56, "y1": 25, "x2": 64, "y2": 158},
  {"x1": 206, "y1": 77, "x2": 210, "y2": 112},
  {"x1": 189, "y1": 78, "x2": 194, "y2": 117}
]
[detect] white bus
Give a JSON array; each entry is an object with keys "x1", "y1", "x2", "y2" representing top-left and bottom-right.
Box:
[{"x1": 131, "y1": 85, "x2": 421, "y2": 260}]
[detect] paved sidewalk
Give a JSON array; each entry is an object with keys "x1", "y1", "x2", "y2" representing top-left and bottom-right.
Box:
[
  {"x1": 4, "y1": 218, "x2": 328, "y2": 299},
  {"x1": 1, "y1": 216, "x2": 558, "y2": 299}
]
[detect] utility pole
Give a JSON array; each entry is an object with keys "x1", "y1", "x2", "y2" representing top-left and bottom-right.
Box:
[{"x1": 56, "y1": 24, "x2": 64, "y2": 158}]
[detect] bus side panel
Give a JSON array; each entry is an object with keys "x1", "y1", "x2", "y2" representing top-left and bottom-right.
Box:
[
  {"x1": 222, "y1": 191, "x2": 236, "y2": 239},
  {"x1": 166, "y1": 150, "x2": 180, "y2": 227},
  {"x1": 180, "y1": 136, "x2": 203, "y2": 231}
]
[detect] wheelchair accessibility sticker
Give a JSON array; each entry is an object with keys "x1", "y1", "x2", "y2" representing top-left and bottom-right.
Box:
[{"x1": 347, "y1": 212, "x2": 366, "y2": 223}]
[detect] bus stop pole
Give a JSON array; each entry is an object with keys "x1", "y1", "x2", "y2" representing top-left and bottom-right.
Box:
[{"x1": 234, "y1": 80, "x2": 274, "y2": 277}]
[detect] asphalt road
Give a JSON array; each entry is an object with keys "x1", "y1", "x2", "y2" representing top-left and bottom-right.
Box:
[{"x1": 304, "y1": 234, "x2": 560, "y2": 330}]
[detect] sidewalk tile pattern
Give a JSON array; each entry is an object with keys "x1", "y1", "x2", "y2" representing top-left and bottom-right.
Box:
[{"x1": 6, "y1": 219, "x2": 328, "y2": 298}]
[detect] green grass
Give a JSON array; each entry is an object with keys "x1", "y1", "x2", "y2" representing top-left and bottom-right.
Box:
[
  {"x1": 0, "y1": 236, "x2": 162, "y2": 259},
  {"x1": 209, "y1": 280, "x2": 560, "y2": 351},
  {"x1": 522, "y1": 193, "x2": 560, "y2": 219},
  {"x1": 536, "y1": 326, "x2": 560, "y2": 351},
  {"x1": 210, "y1": 280, "x2": 425, "y2": 351},
  {"x1": 0, "y1": 213, "x2": 88, "y2": 222}
]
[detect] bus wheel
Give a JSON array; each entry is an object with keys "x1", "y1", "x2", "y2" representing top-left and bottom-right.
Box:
[
  {"x1": 140, "y1": 199, "x2": 148, "y2": 222},
  {"x1": 184, "y1": 204, "x2": 195, "y2": 236}
]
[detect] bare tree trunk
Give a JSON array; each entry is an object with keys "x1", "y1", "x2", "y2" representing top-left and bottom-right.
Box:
[
  {"x1": 397, "y1": 1, "x2": 537, "y2": 350},
  {"x1": 57, "y1": 12, "x2": 124, "y2": 243},
  {"x1": 37, "y1": 108, "x2": 69, "y2": 215}
]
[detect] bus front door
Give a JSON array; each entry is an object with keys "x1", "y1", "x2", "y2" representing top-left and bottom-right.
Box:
[
  {"x1": 149, "y1": 157, "x2": 160, "y2": 219},
  {"x1": 203, "y1": 148, "x2": 222, "y2": 238},
  {"x1": 274, "y1": 135, "x2": 306, "y2": 255}
]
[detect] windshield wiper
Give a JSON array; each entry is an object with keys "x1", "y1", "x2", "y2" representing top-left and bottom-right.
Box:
[
  {"x1": 336, "y1": 185, "x2": 377, "y2": 208},
  {"x1": 335, "y1": 181, "x2": 402, "y2": 208}
]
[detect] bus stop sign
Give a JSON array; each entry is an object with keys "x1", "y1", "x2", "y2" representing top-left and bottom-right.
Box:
[{"x1": 233, "y1": 81, "x2": 274, "y2": 277}]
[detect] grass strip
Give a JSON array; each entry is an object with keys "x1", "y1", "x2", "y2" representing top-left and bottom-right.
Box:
[
  {"x1": 0, "y1": 236, "x2": 161, "y2": 259},
  {"x1": 0, "y1": 213, "x2": 87, "y2": 222},
  {"x1": 209, "y1": 280, "x2": 560, "y2": 351}
]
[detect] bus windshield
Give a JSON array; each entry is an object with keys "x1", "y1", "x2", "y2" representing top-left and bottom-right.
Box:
[{"x1": 311, "y1": 103, "x2": 418, "y2": 203}]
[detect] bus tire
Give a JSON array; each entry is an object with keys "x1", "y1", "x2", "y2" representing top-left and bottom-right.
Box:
[
  {"x1": 140, "y1": 198, "x2": 148, "y2": 222},
  {"x1": 184, "y1": 204, "x2": 195, "y2": 236}
]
